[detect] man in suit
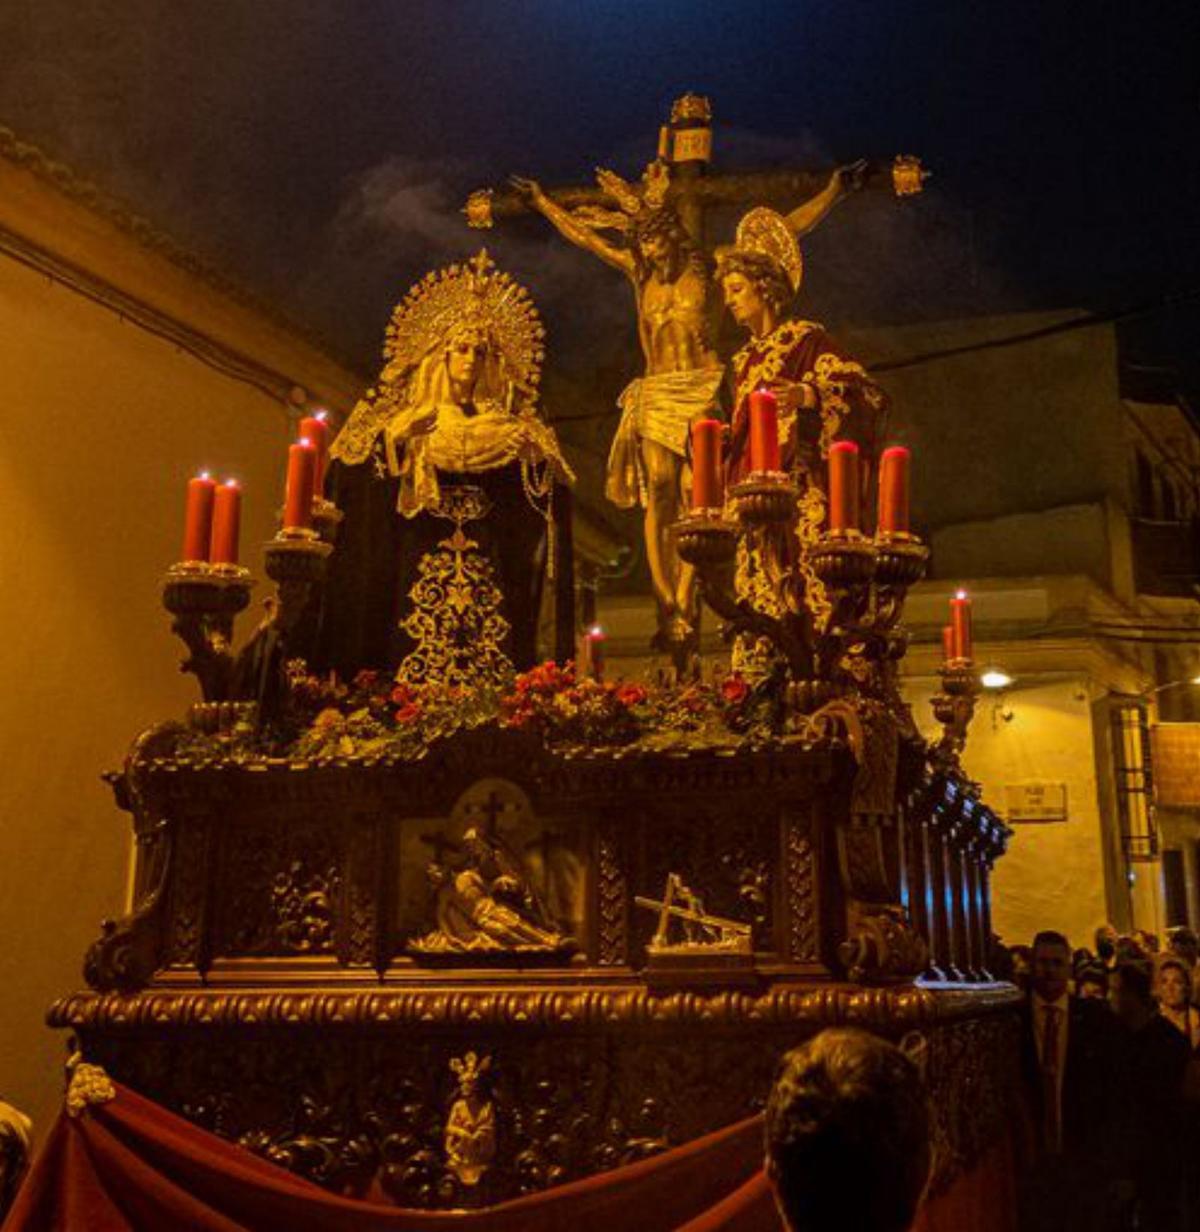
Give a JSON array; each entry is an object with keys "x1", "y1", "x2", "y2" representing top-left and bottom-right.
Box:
[{"x1": 1018, "y1": 929, "x2": 1123, "y2": 1232}]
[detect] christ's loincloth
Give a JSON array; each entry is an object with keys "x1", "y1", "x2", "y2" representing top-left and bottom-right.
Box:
[{"x1": 605, "y1": 369, "x2": 724, "y2": 509}]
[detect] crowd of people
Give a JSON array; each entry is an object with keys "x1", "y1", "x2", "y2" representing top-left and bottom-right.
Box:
[
  {"x1": 763, "y1": 927, "x2": 1200, "y2": 1232},
  {"x1": 998, "y1": 925, "x2": 1200, "y2": 1232}
]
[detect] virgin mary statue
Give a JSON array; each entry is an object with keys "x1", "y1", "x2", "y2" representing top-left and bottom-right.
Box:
[{"x1": 313, "y1": 252, "x2": 575, "y2": 681}]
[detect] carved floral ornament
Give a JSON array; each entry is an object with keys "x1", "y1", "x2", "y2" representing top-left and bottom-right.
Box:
[{"x1": 51, "y1": 984, "x2": 1020, "y2": 1033}]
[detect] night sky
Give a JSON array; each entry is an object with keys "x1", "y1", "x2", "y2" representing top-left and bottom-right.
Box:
[{"x1": 3, "y1": 1, "x2": 1199, "y2": 398}]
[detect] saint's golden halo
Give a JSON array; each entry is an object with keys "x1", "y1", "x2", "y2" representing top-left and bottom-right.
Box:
[
  {"x1": 331, "y1": 250, "x2": 547, "y2": 467},
  {"x1": 729, "y1": 206, "x2": 804, "y2": 293},
  {"x1": 384, "y1": 249, "x2": 546, "y2": 403}
]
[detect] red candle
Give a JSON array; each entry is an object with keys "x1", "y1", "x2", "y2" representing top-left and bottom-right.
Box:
[
  {"x1": 691, "y1": 418, "x2": 724, "y2": 509},
  {"x1": 950, "y1": 590, "x2": 973, "y2": 661},
  {"x1": 181, "y1": 472, "x2": 216, "y2": 562},
  {"x1": 210, "y1": 479, "x2": 242, "y2": 565},
  {"x1": 283, "y1": 438, "x2": 317, "y2": 530},
  {"x1": 585, "y1": 626, "x2": 607, "y2": 681},
  {"x1": 299, "y1": 412, "x2": 330, "y2": 497},
  {"x1": 878, "y1": 445, "x2": 911, "y2": 535},
  {"x1": 827, "y1": 440, "x2": 861, "y2": 532},
  {"x1": 748, "y1": 388, "x2": 780, "y2": 473},
  {"x1": 941, "y1": 624, "x2": 955, "y2": 662}
]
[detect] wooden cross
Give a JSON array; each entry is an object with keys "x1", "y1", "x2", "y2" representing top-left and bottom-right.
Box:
[
  {"x1": 463, "y1": 788, "x2": 519, "y2": 843},
  {"x1": 465, "y1": 93, "x2": 925, "y2": 250}
]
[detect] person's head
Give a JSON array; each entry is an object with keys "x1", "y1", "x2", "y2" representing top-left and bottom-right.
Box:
[
  {"x1": 633, "y1": 207, "x2": 695, "y2": 280},
  {"x1": 717, "y1": 249, "x2": 794, "y2": 337},
  {"x1": 444, "y1": 324, "x2": 489, "y2": 395},
  {"x1": 1031, "y1": 931, "x2": 1072, "y2": 1002},
  {"x1": 1156, "y1": 957, "x2": 1192, "y2": 1012},
  {"x1": 1116, "y1": 935, "x2": 1146, "y2": 963},
  {"x1": 1168, "y1": 926, "x2": 1199, "y2": 966},
  {"x1": 1111, "y1": 960, "x2": 1155, "y2": 1029},
  {"x1": 1075, "y1": 964, "x2": 1109, "y2": 1001},
  {"x1": 1094, "y1": 924, "x2": 1118, "y2": 960},
  {"x1": 765, "y1": 1029, "x2": 931, "y2": 1232},
  {"x1": 1134, "y1": 929, "x2": 1160, "y2": 956}
]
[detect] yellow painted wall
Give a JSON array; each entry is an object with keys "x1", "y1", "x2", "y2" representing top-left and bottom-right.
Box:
[
  {"x1": 907, "y1": 671, "x2": 1113, "y2": 950},
  {"x1": 0, "y1": 253, "x2": 300, "y2": 1142}
]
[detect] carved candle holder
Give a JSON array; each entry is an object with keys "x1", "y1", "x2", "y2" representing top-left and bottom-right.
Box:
[
  {"x1": 162, "y1": 562, "x2": 254, "y2": 703},
  {"x1": 809, "y1": 530, "x2": 878, "y2": 590},
  {"x1": 729, "y1": 472, "x2": 799, "y2": 528},
  {"x1": 931, "y1": 660, "x2": 981, "y2": 771},
  {"x1": 873, "y1": 531, "x2": 930, "y2": 589},
  {"x1": 673, "y1": 510, "x2": 738, "y2": 568},
  {"x1": 263, "y1": 528, "x2": 333, "y2": 637}
]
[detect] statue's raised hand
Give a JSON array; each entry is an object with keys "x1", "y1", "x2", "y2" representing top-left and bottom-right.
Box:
[
  {"x1": 833, "y1": 159, "x2": 869, "y2": 196},
  {"x1": 509, "y1": 175, "x2": 547, "y2": 210}
]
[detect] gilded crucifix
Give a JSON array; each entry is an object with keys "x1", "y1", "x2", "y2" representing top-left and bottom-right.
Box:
[{"x1": 467, "y1": 95, "x2": 924, "y2": 667}]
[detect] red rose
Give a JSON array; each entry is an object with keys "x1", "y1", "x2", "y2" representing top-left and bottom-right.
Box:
[
  {"x1": 394, "y1": 702, "x2": 422, "y2": 724},
  {"x1": 616, "y1": 683, "x2": 648, "y2": 707},
  {"x1": 390, "y1": 684, "x2": 415, "y2": 707},
  {"x1": 721, "y1": 675, "x2": 750, "y2": 705}
]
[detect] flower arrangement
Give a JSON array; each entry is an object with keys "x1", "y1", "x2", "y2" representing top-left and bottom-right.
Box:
[
  {"x1": 288, "y1": 666, "x2": 500, "y2": 761},
  {"x1": 174, "y1": 659, "x2": 805, "y2": 765}
]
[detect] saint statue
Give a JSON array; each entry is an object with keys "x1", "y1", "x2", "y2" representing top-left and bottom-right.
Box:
[
  {"x1": 444, "y1": 1053, "x2": 495, "y2": 1187},
  {"x1": 716, "y1": 207, "x2": 887, "y2": 652},
  {"x1": 314, "y1": 252, "x2": 575, "y2": 682},
  {"x1": 511, "y1": 159, "x2": 865, "y2": 659}
]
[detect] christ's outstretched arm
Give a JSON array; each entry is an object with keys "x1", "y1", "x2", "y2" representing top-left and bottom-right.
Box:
[
  {"x1": 510, "y1": 176, "x2": 635, "y2": 276},
  {"x1": 784, "y1": 159, "x2": 868, "y2": 238}
]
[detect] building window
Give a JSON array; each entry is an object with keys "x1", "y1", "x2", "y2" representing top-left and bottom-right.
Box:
[
  {"x1": 1163, "y1": 849, "x2": 1190, "y2": 928},
  {"x1": 1135, "y1": 451, "x2": 1157, "y2": 517},
  {"x1": 1162, "y1": 479, "x2": 1179, "y2": 522},
  {"x1": 1111, "y1": 702, "x2": 1158, "y2": 861}
]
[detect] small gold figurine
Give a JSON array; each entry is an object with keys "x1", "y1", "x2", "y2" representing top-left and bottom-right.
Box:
[
  {"x1": 445, "y1": 1052, "x2": 495, "y2": 1187},
  {"x1": 891, "y1": 155, "x2": 929, "y2": 198},
  {"x1": 463, "y1": 188, "x2": 494, "y2": 229}
]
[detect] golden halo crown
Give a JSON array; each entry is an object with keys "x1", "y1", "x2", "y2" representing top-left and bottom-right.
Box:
[
  {"x1": 384, "y1": 250, "x2": 545, "y2": 406},
  {"x1": 450, "y1": 1051, "x2": 491, "y2": 1084},
  {"x1": 731, "y1": 207, "x2": 803, "y2": 293}
]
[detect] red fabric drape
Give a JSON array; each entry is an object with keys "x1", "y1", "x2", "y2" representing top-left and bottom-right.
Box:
[{"x1": 5, "y1": 1083, "x2": 1015, "y2": 1232}]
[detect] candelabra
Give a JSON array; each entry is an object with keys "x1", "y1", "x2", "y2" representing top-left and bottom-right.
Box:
[
  {"x1": 674, "y1": 472, "x2": 929, "y2": 712},
  {"x1": 161, "y1": 561, "x2": 253, "y2": 703},
  {"x1": 930, "y1": 658, "x2": 982, "y2": 773},
  {"x1": 163, "y1": 513, "x2": 336, "y2": 709}
]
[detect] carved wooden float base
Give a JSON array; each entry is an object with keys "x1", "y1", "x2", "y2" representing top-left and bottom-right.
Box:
[{"x1": 51, "y1": 980, "x2": 1021, "y2": 1210}]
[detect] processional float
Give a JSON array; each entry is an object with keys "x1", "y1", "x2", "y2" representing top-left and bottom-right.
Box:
[{"x1": 50, "y1": 96, "x2": 1019, "y2": 1211}]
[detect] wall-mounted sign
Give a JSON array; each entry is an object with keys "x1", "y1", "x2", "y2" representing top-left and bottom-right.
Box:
[
  {"x1": 1152, "y1": 724, "x2": 1200, "y2": 809},
  {"x1": 1005, "y1": 782, "x2": 1068, "y2": 823}
]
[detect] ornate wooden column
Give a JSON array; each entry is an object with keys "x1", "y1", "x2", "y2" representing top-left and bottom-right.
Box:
[
  {"x1": 921, "y1": 796, "x2": 951, "y2": 980},
  {"x1": 935, "y1": 796, "x2": 967, "y2": 982}
]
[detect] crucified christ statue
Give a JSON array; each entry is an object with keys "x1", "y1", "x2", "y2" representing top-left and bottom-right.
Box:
[
  {"x1": 511, "y1": 157, "x2": 861, "y2": 659},
  {"x1": 481, "y1": 96, "x2": 921, "y2": 665}
]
